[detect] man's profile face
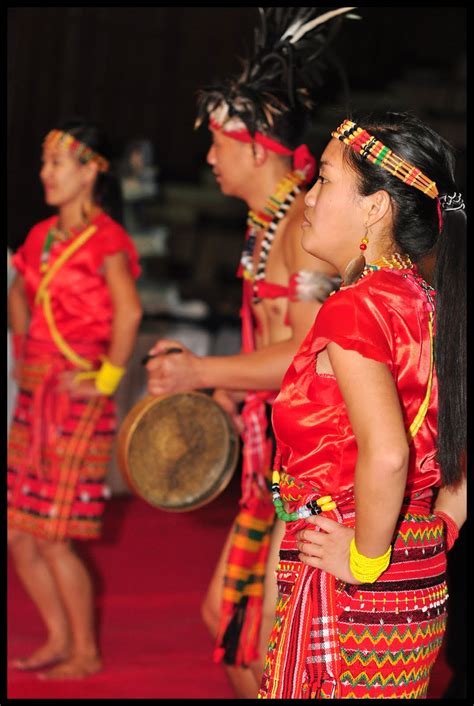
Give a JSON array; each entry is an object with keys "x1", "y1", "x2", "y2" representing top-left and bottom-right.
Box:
[{"x1": 206, "y1": 128, "x2": 254, "y2": 200}]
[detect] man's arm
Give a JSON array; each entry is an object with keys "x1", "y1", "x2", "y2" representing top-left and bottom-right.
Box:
[{"x1": 147, "y1": 207, "x2": 337, "y2": 395}]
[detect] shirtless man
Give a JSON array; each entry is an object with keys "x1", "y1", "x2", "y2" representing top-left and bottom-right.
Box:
[{"x1": 146, "y1": 8, "x2": 354, "y2": 697}]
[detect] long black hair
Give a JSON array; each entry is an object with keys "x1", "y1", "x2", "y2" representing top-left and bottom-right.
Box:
[
  {"x1": 343, "y1": 111, "x2": 466, "y2": 487},
  {"x1": 53, "y1": 117, "x2": 124, "y2": 224}
]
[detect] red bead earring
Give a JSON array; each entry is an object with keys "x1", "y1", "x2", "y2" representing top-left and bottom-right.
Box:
[{"x1": 343, "y1": 224, "x2": 369, "y2": 285}]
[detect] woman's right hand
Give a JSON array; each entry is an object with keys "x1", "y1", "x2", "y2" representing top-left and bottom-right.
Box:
[{"x1": 57, "y1": 371, "x2": 106, "y2": 398}]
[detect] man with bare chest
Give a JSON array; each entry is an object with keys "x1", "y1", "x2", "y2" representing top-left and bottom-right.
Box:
[{"x1": 146, "y1": 7, "x2": 355, "y2": 698}]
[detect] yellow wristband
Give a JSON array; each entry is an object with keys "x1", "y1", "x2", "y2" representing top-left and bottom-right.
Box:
[
  {"x1": 349, "y1": 537, "x2": 392, "y2": 584},
  {"x1": 95, "y1": 358, "x2": 126, "y2": 396}
]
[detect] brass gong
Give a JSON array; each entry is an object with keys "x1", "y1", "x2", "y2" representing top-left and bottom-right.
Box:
[{"x1": 117, "y1": 392, "x2": 239, "y2": 511}]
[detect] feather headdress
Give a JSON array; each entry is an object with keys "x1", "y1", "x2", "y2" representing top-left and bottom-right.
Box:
[{"x1": 195, "y1": 7, "x2": 359, "y2": 143}]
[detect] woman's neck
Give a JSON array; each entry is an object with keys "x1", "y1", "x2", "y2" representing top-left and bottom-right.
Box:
[{"x1": 57, "y1": 201, "x2": 99, "y2": 232}]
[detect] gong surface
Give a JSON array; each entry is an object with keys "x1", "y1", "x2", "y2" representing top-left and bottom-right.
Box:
[{"x1": 118, "y1": 392, "x2": 239, "y2": 511}]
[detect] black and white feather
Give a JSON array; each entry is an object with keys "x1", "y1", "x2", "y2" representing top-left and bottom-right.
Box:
[
  {"x1": 294, "y1": 270, "x2": 342, "y2": 302},
  {"x1": 195, "y1": 7, "x2": 359, "y2": 138}
]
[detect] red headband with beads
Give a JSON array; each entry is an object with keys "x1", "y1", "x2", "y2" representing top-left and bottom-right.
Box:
[
  {"x1": 43, "y1": 130, "x2": 110, "y2": 173},
  {"x1": 209, "y1": 116, "x2": 316, "y2": 184}
]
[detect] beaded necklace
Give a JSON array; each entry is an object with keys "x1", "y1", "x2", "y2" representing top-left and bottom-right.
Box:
[
  {"x1": 240, "y1": 170, "x2": 306, "y2": 303},
  {"x1": 40, "y1": 221, "x2": 91, "y2": 273},
  {"x1": 271, "y1": 251, "x2": 435, "y2": 523},
  {"x1": 360, "y1": 252, "x2": 413, "y2": 278}
]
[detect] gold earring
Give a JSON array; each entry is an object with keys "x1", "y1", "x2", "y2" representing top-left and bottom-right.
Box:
[{"x1": 343, "y1": 224, "x2": 369, "y2": 285}]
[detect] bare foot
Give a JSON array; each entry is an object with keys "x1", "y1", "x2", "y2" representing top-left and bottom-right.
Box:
[
  {"x1": 10, "y1": 640, "x2": 70, "y2": 671},
  {"x1": 38, "y1": 653, "x2": 102, "y2": 680}
]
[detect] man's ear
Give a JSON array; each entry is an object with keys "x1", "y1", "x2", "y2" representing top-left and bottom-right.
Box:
[{"x1": 252, "y1": 141, "x2": 268, "y2": 167}]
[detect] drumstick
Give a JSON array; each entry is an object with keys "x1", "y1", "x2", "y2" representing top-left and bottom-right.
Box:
[{"x1": 141, "y1": 347, "x2": 183, "y2": 365}]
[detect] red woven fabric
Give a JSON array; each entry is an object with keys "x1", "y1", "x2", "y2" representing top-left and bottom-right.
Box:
[
  {"x1": 259, "y1": 267, "x2": 446, "y2": 698},
  {"x1": 7, "y1": 339, "x2": 115, "y2": 541},
  {"x1": 8, "y1": 212, "x2": 139, "y2": 541}
]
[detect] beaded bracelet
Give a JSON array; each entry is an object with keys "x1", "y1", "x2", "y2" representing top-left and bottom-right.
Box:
[
  {"x1": 272, "y1": 470, "x2": 336, "y2": 521},
  {"x1": 434, "y1": 510, "x2": 460, "y2": 551},
  {"x1": 349, "y1": 538, "x2": 392, "y2": 584},
  {"x1": 95, "y1": 358, "x2": 126, "y2": 396}
]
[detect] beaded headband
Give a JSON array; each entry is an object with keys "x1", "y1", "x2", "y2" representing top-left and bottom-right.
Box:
[
  {"x1": 332, "y1": 119, "x2": 438, "y2": 199},
  {"x1": 208, "y1": 113, "x2": 316, "y2": 183},
  {"x1": 43, "y1": 130, "x2": 110, "y2": 173}
]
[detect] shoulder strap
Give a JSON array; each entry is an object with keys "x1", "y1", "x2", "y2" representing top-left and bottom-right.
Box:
[
  {"x1": 406, "y1": 311, "x2": 434, "y2": 443},
  {"x1": 35, "y1": 224, "x2": 97, "y2": 305},
  {"x1": 34, "y1": 224, "x2": 98, "y2": 369}
]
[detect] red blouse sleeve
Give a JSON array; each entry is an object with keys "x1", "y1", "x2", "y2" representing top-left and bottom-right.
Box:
[
  {"x1": 310, "y1": 284, "x2": 394, "y2": 366},
  {"x1": 89, "y1": 217, "x2": 141, "y2": 279},
  {"x1": 11, "y1": 220, "x2": 50, "y2": 277},
  {"x1": 11, "y1": 246, "x2": 26, "y2": 276}
]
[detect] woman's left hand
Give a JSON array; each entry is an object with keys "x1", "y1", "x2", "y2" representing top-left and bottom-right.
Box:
[
  {"x1": 57, "y1": 371, "x2": 105, "y2": 398},
  {"x1": 296, "y1": 515, "x2": 362, "y2": 584}
]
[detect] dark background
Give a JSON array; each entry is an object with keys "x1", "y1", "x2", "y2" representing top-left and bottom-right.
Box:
[{"x1": 8, "y1": 7, "x2": 466, "y2": 251}]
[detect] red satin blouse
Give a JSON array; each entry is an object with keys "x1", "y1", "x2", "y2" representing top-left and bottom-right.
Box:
[
  {"x1": 272, "y1": 267, "x2": 441, "y2": 496},
  {"x1": 12, "y1": 212, "x2": 141, "y2": 346}
]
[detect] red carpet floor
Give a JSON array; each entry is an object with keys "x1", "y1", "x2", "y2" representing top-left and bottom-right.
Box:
[{"x1": 7, "y1": 474, "x2": 453, "y2": 700}]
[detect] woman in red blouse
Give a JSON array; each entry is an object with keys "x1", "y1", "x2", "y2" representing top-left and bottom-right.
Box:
[
  {"x1": 258, "y1": 113, "x2": 466, "y2": 699},
  {"x1": 8, "y1": 120, "x2": 142, "y2": 678}
]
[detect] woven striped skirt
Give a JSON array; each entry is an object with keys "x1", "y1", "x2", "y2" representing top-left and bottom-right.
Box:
[
  {"x1": 214, "y1": 500, "x2": 275, "y2": 666},
  {"x1": 213, "y1": 396, "x2": 276, "y2": 667},
  {"x1": 258, "y1": 490, "x2": 448, "y2": 699},
  {"x1": 7, "y1": 340, "x2": 116, "y2": 542}
]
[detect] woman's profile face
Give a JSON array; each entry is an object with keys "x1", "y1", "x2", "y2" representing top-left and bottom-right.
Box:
[
  {"x1": 40, "y1": 145, "x2": 93, "y2": 208},
  {"x1": 301, "y1": 138, "x2": 366, "y2": 272}
]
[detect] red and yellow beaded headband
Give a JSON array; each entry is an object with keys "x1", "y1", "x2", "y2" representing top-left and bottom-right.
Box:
[
  {"x1": 332, "y1": 119, "x2": 438, "y2": 199},
  {"x1": 43, "y1": 130, "x2": 110, "y2": 173}
]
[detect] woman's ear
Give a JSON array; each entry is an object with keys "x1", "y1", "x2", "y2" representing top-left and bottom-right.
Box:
[
  {"x1": 364, "y1": 190, "x2": 392, "y2": 227},
  {"x1": 82, "y1": 160, "x2": 100, "y2": 187}
]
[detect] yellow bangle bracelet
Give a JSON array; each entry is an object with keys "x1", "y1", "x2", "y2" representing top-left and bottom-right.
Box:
[
  {"x1": 95, "y1": 358, "x2": 126, "y2": 396},
  {"x1": 349, "y1": 538, "x2": 392, "y2": 584}
]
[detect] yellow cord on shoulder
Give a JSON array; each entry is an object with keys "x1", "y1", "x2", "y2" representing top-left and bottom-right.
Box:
[
  {"x1": 35, "y1": 224, "x2": 98, "y2": 370},
  {"x1": 406, "y1": 311, "x2": 434, "y2": 443},
  {"x1": 42, "y1": 291, "x2": 93, "y2": 370},
  {"x1": 35, "y1": 225, "x2": 97, "y2": 306}
]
